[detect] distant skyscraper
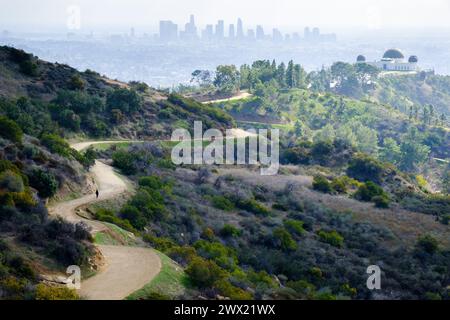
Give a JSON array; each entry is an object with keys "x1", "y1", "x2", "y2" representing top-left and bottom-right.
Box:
[
  {"x1": 256, "y1": 25, "x2": 265, "y2": 40},
  {"x1": 236, "y1": 18, "x2": 244, "y2": 39},
  {"x1": 229, "y1": 24, "x2": 235, "y2": 39},
  {"x1": 180, "y1": 14, "x2": 198, "y2": 40},
  {"x1": 312, "y1": 27, "x2": 320, "y2": 39},
  {"x1": 292, "y1": 32, "x2": 300, "y2": 42},
  {"x1": 159, "y1": 20, "x2": 178, "y2": 41},
  {"x1": 304, "y1": 27, "x2": 311, "y2": 40},
  {"x1": 247, "y1": 29, "x2": 255, "y2": 40},
  {"x1": 272, "y1": 28, "x2": 283, "y2": 42},
  {"x1": 202, "y1": 24, "x2": 214, "y2": 41},
  {"x1": 215, "y1": 20, "x2": 225, "y2": 39}
]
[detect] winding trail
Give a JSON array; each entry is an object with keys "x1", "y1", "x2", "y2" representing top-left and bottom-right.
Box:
[
  {"x1": 202, "y1": 91, "x2": 252, "y2": 104},
  {"x1": 49, "y1": 142, "x2": 161, "y2": 300}
]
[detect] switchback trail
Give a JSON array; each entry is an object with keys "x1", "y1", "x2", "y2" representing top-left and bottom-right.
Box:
[{"x1": 49, "y1": 142, "x2": 161, "y2": 300}]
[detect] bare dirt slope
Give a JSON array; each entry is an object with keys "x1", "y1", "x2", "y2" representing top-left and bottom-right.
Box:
[{"x1": 49, "y1": 142, "x2": 161, "y2": 300}]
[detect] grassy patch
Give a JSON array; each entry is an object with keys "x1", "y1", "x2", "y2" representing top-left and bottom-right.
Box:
[
  {"x1": 93, "y1": 222, "x2": 137, "y2": 246},
  {"x1": 127, "y1": 252, "x2": 189, "y2": 300}
]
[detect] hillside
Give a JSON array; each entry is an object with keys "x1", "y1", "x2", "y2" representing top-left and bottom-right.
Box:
[
  {"x1": 0, "y1": 48, "x2": 449, "y2": 301},
  {"x1": 0, "y1": 46, "x2": 234, "y2": 300},
  {"x1": 0, "y1": 46, "x2": 234, "y2": 140}
]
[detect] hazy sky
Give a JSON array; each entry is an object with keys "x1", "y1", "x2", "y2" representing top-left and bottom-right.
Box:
[{"x1": 2, "y1": 0, "x2": 450, "y2": 33}]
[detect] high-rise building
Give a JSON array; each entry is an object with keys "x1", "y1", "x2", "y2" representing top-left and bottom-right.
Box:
[
  {"x1": 180, "y1": 14, "x2": 198, "y2": 40},
  {"x1": 159, "y1": 20, "x2": 178, "y2": 41},
  {"x1": 312, "y1": 27, "x2": 320, "y2": 39},
  {"x1": 236, "y1": 18, "x2": 244, "y2": 39},
  {"x1": 272, "y1": 28, "x2": 283, "y2": 42},
  {"x1": 215, "y1": 20, "x2": 225, "y2": 39},
  {"x1": 247, "y1": 29, "x2": 255, "y2": 40},
  {"x1": 202, "y1": 24, "x2": 214, "y2": 41},
  {"x1": 256, "y1": 25, "x2": 265, "y2": 40},
  {"x1": 304, "y1": 27, "x2": 311, "y2": 40},
  {"x1": 229, "y1": 24, "x2": 235, "y2": 39}
]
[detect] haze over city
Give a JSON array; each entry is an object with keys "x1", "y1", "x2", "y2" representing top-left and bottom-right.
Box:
[
  {"x1": 2, "y1": 0, "x2": 450, "y2": 33},
  {"x1": 1, "y1": 0, "x2": 450, "y2": 87}
]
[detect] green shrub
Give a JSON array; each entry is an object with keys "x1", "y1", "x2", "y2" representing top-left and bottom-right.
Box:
[
  {"x1": 347, "y1": 154, "x2": 384, "y2": 184},
  {"x1": 416, "y1": 235, "x2": 439, "y2": 254},
  {"x1": 194, "y1": 240, "x2": 238, "y2": 271},
  {"x1": 283, "y1": 219, "x2": 305, "y2": 236},
  {"x1": 94, "y1": 208, "x2": 136, "y2": 233},
  {"x1": 28, "y1": 169, "x2": 58, "y2": 198},
  {"x1": 212, "y1": 195, "x2": 234, "y2": 211},
  {"x1": 69, "y1": 75, "x2": 85, "y2": 90},
  {"x1": 120, "y1": 205, "x2": 147, "y2": 230},
  {"x1": 106, "y1": 88, "x2": 142, "y2": 114},
  {"x1": 235, "y1": 198, "x2": 270, "y2": 216},
  {"x1": 0, "y1": 116, "x2": 23, "y2": 143},
  {"x1": 312, "y1": 175, "x2": 333, "y2": 193},
  {"x1": 286, "y1": 280, "x2": 316, "y2": 297},
  {"x1": 112, "y1": 150, "x2": 137, "y2": 175},
  {"x1": 185, "y1": 257, "x2": 227, "y2": 288},
  {"x1": 40, "y1": 134, "x2": 72, "y2": 157},
  {"x1": 220, "y1": 224, "x2": 241, "y2": 238},
  {"x1": 317, "y1": 230, "x2": 344, "y2": 248},
  {"x1": 35, "y1": 284, "x2": 79, "y2": 300},
  {"x1": 138, "y1": 176, "x2": 165, "y2": 190},
  {"x1": 311, "y1": 140, "x2": 333, "y2": 162},
  {"x1": 0, "y1": 171, "x2": 24, "y2": 193},
  {"x1": 331, "y1": 177, "x2": 348, "y2": 193},
  {"x1": 273, "y1": 227, "x2": 298, "y2": 251},
  {"x1": 373, "y1": 195, "x2": 390, "y2": 208},
  {"x1": 354, "y1": 181, "x2": 386, "y2": 202},
  {"x1": 19, "y1": 60, "x2": 38, "y2": 76},
  {"x1": 214, "y1": 279, "x2": 253, "y2": 300},
  {"x1": 129, "y1": 188, "x2": 166, "y2": 221}
]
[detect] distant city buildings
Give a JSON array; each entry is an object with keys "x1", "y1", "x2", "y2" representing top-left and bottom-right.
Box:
[
  {"x1": 159, "y1": 20, "x2": 178, "y2": 41},
  {"x1": 180, "y1": 14, "x2": 198, "y2": 41},
  {"x1": 304, "y1": 26, "x2": 336, "y2": 42},
  {"x1": 158, "y1": 15, "x2": 337, "y2": 44}
]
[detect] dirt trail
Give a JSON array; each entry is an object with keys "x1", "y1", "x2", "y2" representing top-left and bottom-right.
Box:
[
  {"x1": 49, "y1": 142, "x2": 161, "y2": 300},
  {"x1": 202, "y1": 91, "x2": 252, "y2": 104}
]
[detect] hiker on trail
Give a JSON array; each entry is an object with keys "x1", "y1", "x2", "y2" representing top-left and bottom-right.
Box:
[{"x1": 95, "y1": 189, "x2": 99, "y2": 199}]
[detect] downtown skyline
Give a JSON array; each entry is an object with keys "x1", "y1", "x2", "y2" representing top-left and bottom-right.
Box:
[{"x1": 159, "y1": 15, "x2": 337, "y2": 43}]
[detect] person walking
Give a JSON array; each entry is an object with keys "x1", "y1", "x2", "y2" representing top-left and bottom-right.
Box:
[{"x1": 95, "y1": 189, "x2": 99, "y2": 199}]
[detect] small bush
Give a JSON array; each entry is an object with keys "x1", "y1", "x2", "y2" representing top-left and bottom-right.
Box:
[
  {"x1": 68, "y1": 75, "x2": 85, "y2": 90},
  {"x1": 235, "y1": 198, "x2": 270, "y2": 216},
  {"x1": 312, "y1": 175, "x2": 333, "y2": 193},
  {"x1": 347, "y1": 154, "x2": 384, "y2": 184},
  {"x1": 331, "y1": 177, "x2": 348, "y2": 193},
  {"x1": 0, "y1": 171, "x2": 24, "y2": 193},
  {"x1": 273, "y1": 227, "x2": 298, "y2": 251},
  {"x1": 112, "y1": 150, "x2": 137, "y2": 175},
  {"x1": 373, "y1": 195, "x2": 390, "y2": 208},
  {"x1": 0, "y1": 116, "x2": 23, "y2": 143},
  {"x1": 416, "y1": 235, "x2": 439, "y2": 254},
  {"x1": 35, "y1": 284, "x2": 79, "y2": 300},
  {"x1": 28, "y1": 169, "x2": 58, "y2": 199},
  {"x1": 220, "y1": 224, "x2": 241, "y2": 238},
  {"x1": 317, "y1": 230, "x2": 344, "y2": 248},
  {"x1": 120, "y1": 205, "x2": 147, "y2": 230},
  {"x1": 212, "y1": 195, "x2": 234, "y2": 211},
  {"x1": 185, "y1": 257, "x2": 227, "y2": 288},
  {"x1": 354, "y1": 181, "x2": 385, "y2": 202},
  {"x1": 283, "y1": 219, "x2": 305, "y2": 236}
]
